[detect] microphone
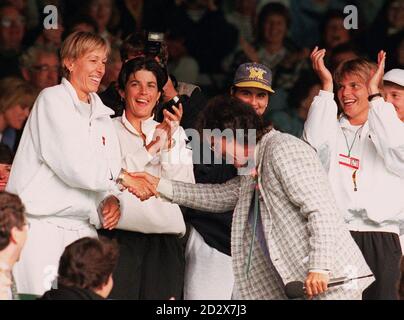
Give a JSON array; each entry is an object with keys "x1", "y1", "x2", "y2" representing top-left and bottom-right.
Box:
[{"x1": 284, "y1": 274, "x2": 373, "y2": 299}]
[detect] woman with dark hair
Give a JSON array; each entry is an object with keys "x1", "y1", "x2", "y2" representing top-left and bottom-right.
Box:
[
  {"x1": 132, "y1": 95, "x2": 373, "y2": 299},
  {"x1": 100, "y1": 56, "x2": 194, "y2": 300},
  {"x1": 40, "y1": 237, "x2": 119, "y2": 300}
]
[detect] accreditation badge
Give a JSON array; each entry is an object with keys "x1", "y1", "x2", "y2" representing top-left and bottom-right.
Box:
[{"x1": 338, "y1": 153, "x2": 360, "y2": 170}]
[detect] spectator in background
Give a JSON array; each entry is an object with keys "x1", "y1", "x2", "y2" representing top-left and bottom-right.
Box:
[
  {"x1": 31, "y1": 12, "x2": 64, "y2": 49},
  {"x1": 0, "y1": 192, "x2": 28, "y2": 300},
  {"x1": 99, "y1": 44, "x2": 122, "y2": 92},
  {"x1": 0, "y1": 143, "x2": 13, "y2": 192},
  {"x1": 115, "y1": 0, "x2": 172, "y2": 39},
  {"x1": 0, "y1": 4, "x2": 26, "y2": 78},
  {"x1": 20, "y1": 45, "x2": 60, "y2": 91},
  {"x1": 0, "y1": 4, "x2": 25, "y2": 52},
  {"x1": 364, "y1": 0, "x2": 404, "y2": 59},
  {"x1": 386, "y1": 31, "x2": 404, "y2": 70},
  {"x1": 0, "y1": 77, "x2": 37, "y2": 153},
  {"x1": 167, "y1": 0, "x2": 238, "y2": 80},
  {"x1": 320, "y1": 10, "x2": 352, "y2": 53},
  {"x1": 2, "y1": 0, "x2": 40, "y2": 31},
  {"x1": 270, "y1": 71, "x2": 321, "y2": 137},
  {"x1": 328, "y1": 42, "x2": 361, "y2": 73},
  {"x1": 383, "y1": 68, "x2": 404, "y2": 122},
  {"x1": 289, "y1": 0, "x2": 347, "y2": 49},
  {"x1": 225, "y1": 0, "x2": 257, "y2": 45},
  {"x1": 232, "y1": 3, "x2": 309, "y2": 112},
  {"x1": 166, "y1": 28, "x2": 199, "y2": 84},
  {"x1": 82, "y1": 0, "x2": 119, "y2": 46},
  {"x1": 40, "y1": 237, "x2": 119, "y2": 300},
  {"x1": 63, "y1": 15, "x2": 99, "y2": 38}
]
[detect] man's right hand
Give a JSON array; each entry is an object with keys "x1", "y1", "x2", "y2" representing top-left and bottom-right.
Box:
[{"x1": 311, "y1": 46, "x2": 333, "y2": 92}]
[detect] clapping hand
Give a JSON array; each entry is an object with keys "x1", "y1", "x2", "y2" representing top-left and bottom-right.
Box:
[
  {"x1": 311, "y1": 46, "x2": 333, "y2": 92},
  {"x1": 368, "y1": 50, "x2": 386, "y2": 95},
  {"x1": 146, "y1": 103, "x2": 183, "y2": 154}
]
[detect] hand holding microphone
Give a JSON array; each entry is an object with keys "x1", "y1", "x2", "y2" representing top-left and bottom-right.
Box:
[
  {"x1": 285, "y1": 274, "x2": 374, "y2": 299},
  {"x1": 304, "y1": 272, "x2": 330, "y2": 299}
]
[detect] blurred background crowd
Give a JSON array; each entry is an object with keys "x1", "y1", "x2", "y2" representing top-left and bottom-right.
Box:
[{"x1": 0, "y1": 0, "x2": 403, "y2": 144}]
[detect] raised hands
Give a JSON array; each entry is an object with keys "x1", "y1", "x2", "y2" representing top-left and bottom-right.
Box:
[
  {"x1": 368, "y1": 50, "x2": 386, "y2": 95},
  {"x1": 311, "y1": 46, "x2": 333, "y2": 92}
]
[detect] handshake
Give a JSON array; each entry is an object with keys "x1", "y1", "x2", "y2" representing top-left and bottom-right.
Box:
[{"x1": 119, "y1": 171, "x2": 160, "y2": 201}]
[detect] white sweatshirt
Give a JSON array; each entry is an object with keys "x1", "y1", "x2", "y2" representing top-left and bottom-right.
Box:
[
  {"x1": 303, "y1": 90, "x2": 404, "y2": 235},
  {"x1": 6, "y1": 78, "x2": 122, "y2": 228},
  {"x1": 114, "y1": 112, "x2": 195, "y2": 235}
]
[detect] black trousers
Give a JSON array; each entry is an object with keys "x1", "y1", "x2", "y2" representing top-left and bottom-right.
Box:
[
  {"x1": 99, "y1": 229, "x2": 186, "y2": 300},
  {"x1": 350, "y1": 231, "x2": 402, "y2": 300}
]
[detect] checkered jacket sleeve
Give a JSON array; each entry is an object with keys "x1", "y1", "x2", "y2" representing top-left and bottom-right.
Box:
[
  {"x1": 171, "y1": 176, "x2": 241, "y2": 213},
  {"x1": 267, "y1": 135, "x2": 339, "y2": 271}
]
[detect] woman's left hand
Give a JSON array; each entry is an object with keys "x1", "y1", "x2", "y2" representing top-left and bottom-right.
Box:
[
  {"x1": 101, "y1": 196, "x2": 121, "y2": 230},
  {"x1": 153, "y1": 103, "x2": 183, "y2": 151},
  {"x1": 163, "y1": 102, "x2": 183, "y2": 131}
]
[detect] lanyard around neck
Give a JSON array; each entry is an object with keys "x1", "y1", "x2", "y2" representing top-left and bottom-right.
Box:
[{"x1": 341, "y1": 124, "x2": 364, "y2": 157}]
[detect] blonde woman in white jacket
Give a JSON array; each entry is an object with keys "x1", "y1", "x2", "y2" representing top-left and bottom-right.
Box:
[
  {"x1": 99, "y1": 57, "x2": 195, "y2": 300},
  {"x1": 5, "y1": 32, "x2": 152, "y2": 296}
]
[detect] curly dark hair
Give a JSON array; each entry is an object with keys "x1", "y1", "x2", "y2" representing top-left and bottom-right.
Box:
[
  {"x1": 0, "y1": 192, "x2": 25, "y2": 250},
  {"x1": 195, "y1": 95, "x2": 270, "y2": 146},
  {"x1": 57, "y1": 237, "x2": 119, "y2": 291}
]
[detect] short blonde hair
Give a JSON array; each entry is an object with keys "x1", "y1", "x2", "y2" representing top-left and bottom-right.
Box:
[
  {"x1": 60, "y1": 31, "x2": 110, "y2": 78},
  {"x1": 334, "y1": 58, "x2": 378, "y2": 85},
  {"x1": 0, "y1": 77, "x2": 38, "y2": 113}
]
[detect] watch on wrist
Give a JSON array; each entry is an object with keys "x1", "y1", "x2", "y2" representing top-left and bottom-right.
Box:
[
  {"x1": 368, "y1": 93, "x2": 383, "y2": 102},
  {"x1": 116, "y1": 168, "x2": 128, "y2": 190}
]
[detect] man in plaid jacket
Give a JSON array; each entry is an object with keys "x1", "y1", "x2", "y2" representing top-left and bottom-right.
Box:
[{"x1": 131, "y1": 96, "x2": 373, "y2": 300}]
